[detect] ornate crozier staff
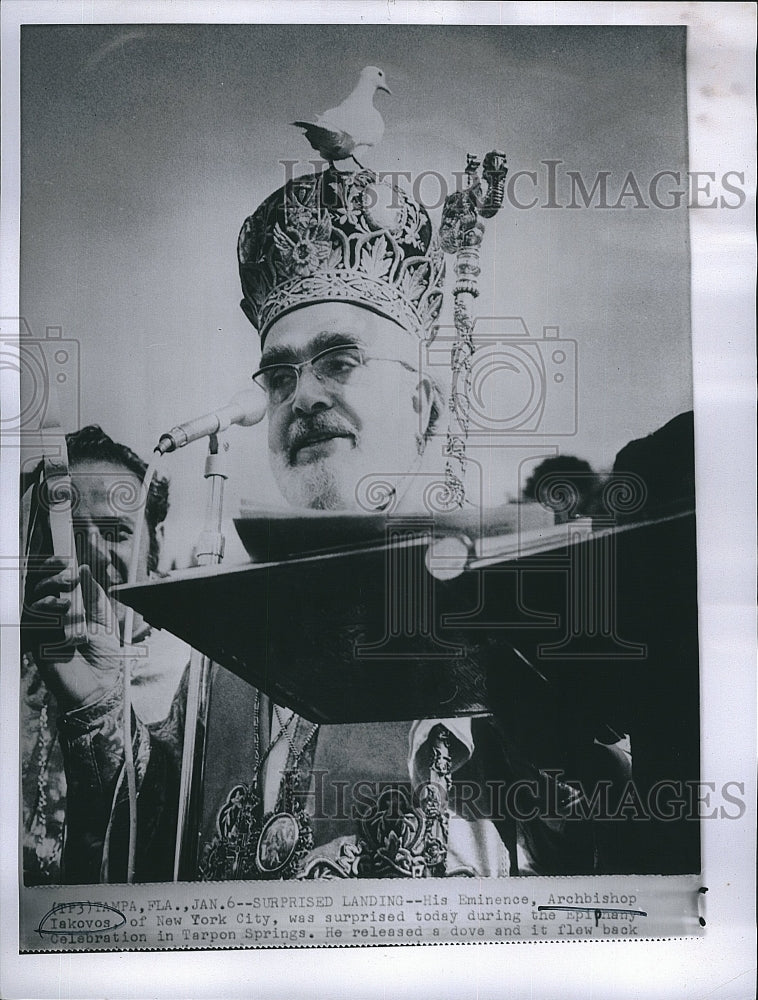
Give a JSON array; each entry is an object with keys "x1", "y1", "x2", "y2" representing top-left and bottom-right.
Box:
[{"x1": 439, "y1": 150, "x2": 508, "y2": 506}]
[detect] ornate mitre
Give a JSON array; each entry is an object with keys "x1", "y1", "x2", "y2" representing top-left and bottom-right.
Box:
[{"x1": 238, "y1": 168, "x2": 445, "y2": 344}]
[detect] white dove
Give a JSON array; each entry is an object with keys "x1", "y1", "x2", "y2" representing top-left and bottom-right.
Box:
[{"x1": 293, "y1": 66, "x2": 391, "y2": 168}]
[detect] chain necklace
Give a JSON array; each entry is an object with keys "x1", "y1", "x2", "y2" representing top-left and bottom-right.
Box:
[
  {"x1": 272, "y1": 703, "x2": 318, "y2": 765},
  {"x1": 251, "y1": 695, "x2": 319, "y2": 785},
  {"x1": 271, "y1": 703, "x2": 319, "y2": 815},
  {"x1": 199, "y1": 692, "x2": 319, "y2": 881}
]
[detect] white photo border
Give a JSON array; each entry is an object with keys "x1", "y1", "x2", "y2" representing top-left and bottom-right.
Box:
[{"x1": 1, "y1": 2, "x2": 755, "y2": 998}]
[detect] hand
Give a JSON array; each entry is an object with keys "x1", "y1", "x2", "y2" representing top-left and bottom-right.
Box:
[{"x1": 26, "y1": 556, "x2": 134, "y2": 711}]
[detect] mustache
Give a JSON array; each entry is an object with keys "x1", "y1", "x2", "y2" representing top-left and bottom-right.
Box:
[{"x1": 286, "y1": 414, "x2": 357, "y2": 463}]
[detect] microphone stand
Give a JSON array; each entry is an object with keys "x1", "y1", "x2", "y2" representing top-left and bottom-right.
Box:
[{"x1": 173, "y1": 433, "x2": 228, "y2": 881}]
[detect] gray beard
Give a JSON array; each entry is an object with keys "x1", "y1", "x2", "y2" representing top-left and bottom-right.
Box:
[{"x1": 271, "y1": 458, "x2": 348, "y2": 510}]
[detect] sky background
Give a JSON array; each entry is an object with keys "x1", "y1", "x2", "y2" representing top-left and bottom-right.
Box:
[{"x1": 19, "y1": 23, "x2": 692, "y2": 565}]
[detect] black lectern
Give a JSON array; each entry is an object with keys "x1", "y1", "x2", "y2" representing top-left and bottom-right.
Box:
[{"x1": 117, "y1": 508, "x2": 700, "y2": 875}]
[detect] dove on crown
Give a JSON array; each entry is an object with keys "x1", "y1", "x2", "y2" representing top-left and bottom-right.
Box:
[
  {"x1": 292, "y1": 66, "x2": 392, "y2": 168},
  {"x1": 238, "y1": 168, "x2": 446, "y2": 345}
]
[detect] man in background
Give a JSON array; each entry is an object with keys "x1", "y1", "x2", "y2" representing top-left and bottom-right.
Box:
[{"x1": 21, "y1": 425, "x2": 185, "y2": 883}]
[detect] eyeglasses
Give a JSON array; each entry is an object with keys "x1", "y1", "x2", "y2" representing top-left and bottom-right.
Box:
[{"x1": 251, "y1": 344, "x2": 415, "y2": 406}]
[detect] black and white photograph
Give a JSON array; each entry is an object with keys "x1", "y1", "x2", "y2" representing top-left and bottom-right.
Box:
[{"x1": 1, "y1": 1, "x2": 755, "y2": 997}]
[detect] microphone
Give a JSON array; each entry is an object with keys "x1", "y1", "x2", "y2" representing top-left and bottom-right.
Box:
[{"x1": 155, "y1": 389, "x2": 267, "y2": 454}]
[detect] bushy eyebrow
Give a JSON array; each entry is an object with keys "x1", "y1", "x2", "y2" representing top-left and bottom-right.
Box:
[
  {"x1": 72, "y1": 515, "x2": 137, "y2": 532},
  {"x1": 259, "y1": 330, "x2": 362, "y2": 367}
]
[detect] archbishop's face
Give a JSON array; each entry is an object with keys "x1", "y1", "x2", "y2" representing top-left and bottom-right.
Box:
[{"x1": 261, "y1": 302, "x2": 433, "y2": 511}]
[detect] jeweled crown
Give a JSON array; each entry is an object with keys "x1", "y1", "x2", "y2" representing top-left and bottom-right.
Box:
[{"x1": 238, "y1": 169, "x2": 445, "y2": 344}]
